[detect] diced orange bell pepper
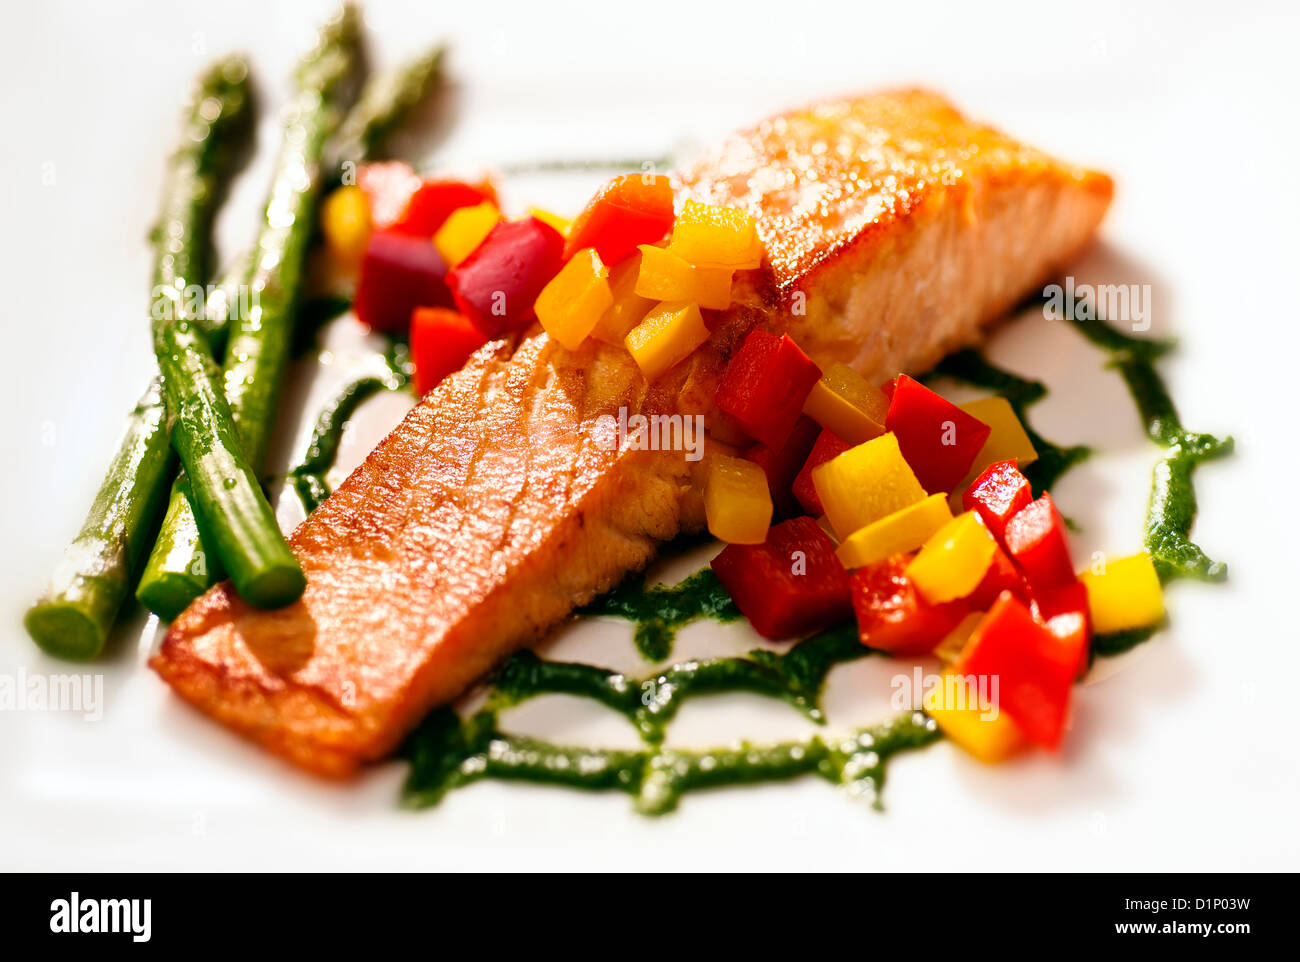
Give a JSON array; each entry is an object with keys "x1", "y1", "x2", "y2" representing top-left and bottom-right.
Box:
[
  {"x1": 591, "y1": 254, "x2": 655, "y2": 345},
  {"x1": 321, "y1": 185, "x2": 373, "y2": 270},
  {"x1": 923, "y1": 669, "x2": 1027, "y2": 763},
  {"x1": 907, "y1": 512, "x2": 999, "y2": 604},
  {"x1": 668, "y1": 200, "x2": 762, "y2": 270},
  {"x1": 1078, "y1": 552, "x2": 1164, "y2": 634},
  {"x1": 836, "y1": 493, "x2": 954, "y2": 570},
  {"x1": 624, "y1": 301, "x2": 710, "y2": 381},
  {"x1": 705, "y1": 455, "x2": 773, "y2": 544},
  {"x1": 410, "y1": 307, "x2": 486, "y2": 395},
  {"x1": 802, "y1": 363, "x2": 889, "y2": 444},
  {"x1": 565, "y1": 174, "x2": 676, "y2": 265},
  {"x1": 433, "y1": 201, "x2": 501, "y2": 268},
  {"x1": 811, "y1": 432, "x2": 927, "y2": 539},
  {"x1": 534, "y1": 248, "x2": 613, "y2": 351},
  {"x1": 633, "y1": 244, "x2": 733, "y2": 310}
]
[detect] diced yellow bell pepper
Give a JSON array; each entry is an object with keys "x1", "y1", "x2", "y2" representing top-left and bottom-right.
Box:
[
  {"x1": 534, "y1": 248, "x2": 613, "y2": 351},
  {"x1": 933, "y1": 612, "x2": 987, "y2": 665},
  {"x1": 811, "y1": 432, "x2": 927, "y2": 539},
  {"x1": 633, "y1": 244, "x2": 733, "y2": 310},
  {"x1": 1079, "y1": 552, "x2": 1164, "y2": 634},
  {"x1": 907, "y1": 511, "x2": 998, "y2": 604},
  {"x1": 321, "y1": 185, "x2": 372, "y2": 270},
  {"x1": 924, "y1": 669, "x2": 1026, "y2": 763},
  {"x1": 704, "y1": 455, "x2": 772, "y2": 544},
  {"x1": 529, "y1": 206, "x2": 571, "y2": 235},
  {"x1": 667, "y1": 200, "x2": 762, "y2": 271},
  {"x1": 624, "y1": 301, "x2": 710, "y2": 381},
  {"x1": 433, "y1": 200, "x2": 501, "y2": 268},
  {"x1": 959, "y1": 397, "x2": 1038, "y2": 478},
  {"x1": 592, "y1": 254, "x2": 655, "y2": 345},
  {"x1": 803, "y1": 363, "x2": 888, "y2": 444},
  {"x1": 828, "y1": 363, "x2": 890, "y2": 422},
  {"x1": 836, "y1": 493, "x2": 954, "y2": 569}
]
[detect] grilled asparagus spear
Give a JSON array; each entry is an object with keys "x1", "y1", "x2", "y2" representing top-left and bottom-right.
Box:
[
  {"x1": 138, "y1": 28, "x2": 451, "y2": 620},
  {"x1": 148, "y1": 5, "x2": 362, "y2": 613},
  {"x1": 24, "y1": 57, "x2": 251, "y2": 659}
]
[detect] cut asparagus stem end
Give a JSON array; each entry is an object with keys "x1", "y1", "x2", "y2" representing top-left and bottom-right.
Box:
[
  {"x1": 135, "y1": 571, "x2": 210, "y2": 623},
  {"x1": 23, "y1": 604, "x2": 108, "y2": 661},
  {"x1": 236, "y1": 563, "x2": 307, "y2": 610}
]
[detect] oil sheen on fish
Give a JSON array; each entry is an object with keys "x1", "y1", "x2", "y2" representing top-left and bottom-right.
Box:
[{"x1": 152, "y1": 89, "x2": 1112, "y2": 776}]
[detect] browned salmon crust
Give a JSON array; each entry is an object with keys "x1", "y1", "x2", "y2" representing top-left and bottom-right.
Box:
[
  {"x1": 679, "y1": 88, "x2": 1113, "y2": 374},
  {"x1": 152, "y1": 89, "x2": 1111, "y2": 776}
]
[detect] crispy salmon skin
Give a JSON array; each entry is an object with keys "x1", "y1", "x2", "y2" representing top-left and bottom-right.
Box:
[{"x1": 152, "y1": 89, "x2": 1111, "y2": 776}]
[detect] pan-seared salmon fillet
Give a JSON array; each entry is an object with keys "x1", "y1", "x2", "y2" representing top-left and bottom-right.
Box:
[{"x1": 152, "y1": 89, "x2": 1112, "y2": 776}]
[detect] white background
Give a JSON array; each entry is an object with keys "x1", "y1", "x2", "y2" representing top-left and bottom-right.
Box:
[{"x1": 1, "y1": 0, "x2": 1297, "y2": 870}]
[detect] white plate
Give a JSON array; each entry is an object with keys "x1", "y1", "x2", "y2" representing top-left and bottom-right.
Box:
[{"x1": 2, "y1": 0, "x2": 1297, "y2": 871}]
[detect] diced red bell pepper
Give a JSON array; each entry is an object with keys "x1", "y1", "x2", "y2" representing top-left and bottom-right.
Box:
[
  {"x1": 1030, "y1": 581, "x2": 1092, "y2": 678},
  {"x1": 850, "y1": 554, "x2": 969, "y2": 656},
  {"x1": 963, "y1": 460, "x2": 1033, "y2": 542},
  {"x1": 446, "y1": 217, "x2": 565, "y2": 337},
  {"x1": 354, "y1": 230, "x2": 453, "y2": 333},
  {"x1": 881, "y1": 376, "x2": 898, "y2": 401},
  {"x1": 410, "y1": 307, "x2": 487, "y2": 395},
  {"x1": 390, "y1": 178, "x2": 498, "y2": 238},
  {"x1": 564, "y1": 174, "x2": 675, "y2": 266},
  {"x1": 792, "y1": 428, "x2": 850, "y2": 516},
  {"x1": 356, "y1": 161, "x2": 422, "y2": 229},
  {"x1": 715, "y1": 331, "x2": 822, "y2": 450},
  {"x1": 966, "y1": 542, "x2": 1027, "y2": 610},
  {"x1": 884, "y1": 374, "x2": 991, "y2": 494},
  {"x1": 744, "y1": 415, "x2": 821, "y2": 519},
  {"x1": 711, "y1": 516, "x2": 852, "y2": 640},
  {"x1": 1003, "y1": 492, "x2": 1075, "y2": 591},
  {"x1": 959, "y1": 592, "x2": 1076, "y2": 749}
]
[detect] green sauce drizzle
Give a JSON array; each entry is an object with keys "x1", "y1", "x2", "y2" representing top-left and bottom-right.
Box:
[
  {"x1": 492, "y1": 622, "x2": 868, "y2": 743},
  {"x1": 580, "y1": 565, "x2": 740, "y2": 660},
  {"x1": 286, "y1": 341, "x2": 412, "y2": 514},
  {"x1": 401, "y1": 622, "x2": 915, "y2": 814},
  {"x1": 402, "y1": 704, "x2": 938, "y2": 816}
]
